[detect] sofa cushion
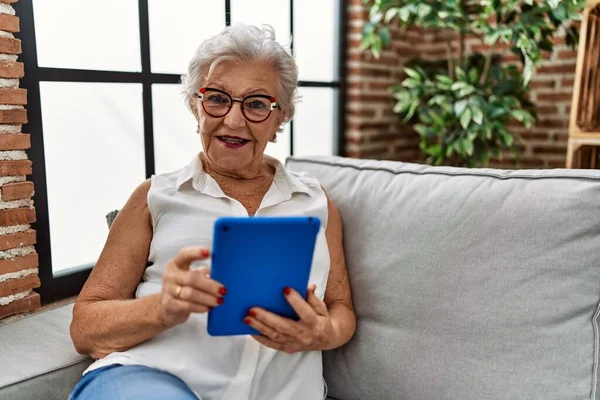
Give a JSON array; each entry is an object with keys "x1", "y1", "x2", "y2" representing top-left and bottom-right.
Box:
[
  {"x1": 287, "y1": 156, "x2": 600, "y2": 400},
  {"x1": 0, "y1": 302, "x2": 92, "y2": 400}
]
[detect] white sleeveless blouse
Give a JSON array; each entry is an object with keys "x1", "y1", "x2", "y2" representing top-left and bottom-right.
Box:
[{"x1": 84, "y1": 154, "x2": 331, "y2": 400}]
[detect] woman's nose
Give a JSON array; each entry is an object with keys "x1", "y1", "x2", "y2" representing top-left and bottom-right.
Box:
[{"x1": 224, "y1": 102, "x2": 247, "y2": 129}]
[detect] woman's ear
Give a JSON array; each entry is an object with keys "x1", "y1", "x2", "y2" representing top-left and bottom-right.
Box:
[
  {"x1": 190, "y1": 98, "x2": 200, "y2": 121},
  {"x1": 274, "y1": 109, "x2": 286, "y2": 130}
]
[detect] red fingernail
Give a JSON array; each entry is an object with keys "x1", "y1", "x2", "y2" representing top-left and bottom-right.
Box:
[
  {"x1": 248, "y1": 310, "x2": 256, "y2": 318},
  {"x1": 201, "y1": 248, "x2": 210, "y2": 258},
  {"x1": 219, "y1": 287, "x2": 227, "y2": 296},
  {"x1": 217, "y1": 298, "x2": 224, "y2": 305},
  {"x1": 244, "y1": 318, "x2": 251, "y2": 324},
  {"x1": 283, "y1": 287, "x2": 291, "y2": 296}
]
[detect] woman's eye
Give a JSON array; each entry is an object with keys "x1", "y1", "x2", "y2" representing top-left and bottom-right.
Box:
[
  {"x1": 208, "y1": 94, "x2": 228, "y2": 104},
  {"x1": 246, "y1": 100, "x2": 267, "y2": 109}
]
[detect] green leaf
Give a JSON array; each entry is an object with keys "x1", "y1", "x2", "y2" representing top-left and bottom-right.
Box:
[
  {"x1": 384, "y1": 8, "x2": 398, "y2": 23},
  {"x1": 414, "y1": 124, "x2": 429, "y2": 137},
  {"x1": 468, "y1": 68, "x2": 479, "y2": 84},
  {"x1": 509, "y1": 109, "x2": 529, "y2": 123},
  {"x1": 403, "y1": 99, "x2": 420, "y2": 122},
  {"x1": 460, "y1": 108, "x2": 473, "y2": 129},
  {"x1": 523, "y1": 56, "x2": 534, "y2": 85},
  {"x1": 455, "y1": 68, "x2": 468, "y2": 82},
  {"x1": 379, "y1": 27, "x2": 391, "y2": 47},
  {"x1": 451, "y1": 82, "x2": 469, "y2": 91},
  {"x1": 472, "y1": 108, "x2": 484, "y2": 125},
  {"x1": 404, "y1": 68, "x2": 421, "y2": 81},
  {"x1": 454, "y1": 99, "x2": 468, "y2": 117},
  {"x1": 458, "y1": 86, "x2": 476, "y2": 98},
  {"x1": 417, "y1": 4, "x2": 433, "y2": 18},
  {"x1": 399, "y1": 6, "x2": 411, "y2": 22},
  {"x1": 464, "y1": 139, "x2": 474, "y2": 156}
]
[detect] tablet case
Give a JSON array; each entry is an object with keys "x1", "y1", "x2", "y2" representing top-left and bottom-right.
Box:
[{"x1": 207, "y1": 216, "x2": 321, "y2": 336}]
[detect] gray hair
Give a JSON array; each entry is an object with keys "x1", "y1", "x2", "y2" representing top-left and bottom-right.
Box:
[{"x1": 182, "y1": 24, "x2": 298, "y2": 125}]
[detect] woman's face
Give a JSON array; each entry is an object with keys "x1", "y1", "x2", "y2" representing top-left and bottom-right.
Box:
[{"x1": 192, "y1": 60, "x2": 285, "y2": 175}]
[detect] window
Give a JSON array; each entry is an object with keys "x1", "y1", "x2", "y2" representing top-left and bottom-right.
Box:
[{"x1": 15, "y1": 0, "x2": 347, "y2": 303}]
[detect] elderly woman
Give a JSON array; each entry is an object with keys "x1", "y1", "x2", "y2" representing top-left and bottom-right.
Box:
[{"x1": 69, "y1": 24, "x2": 355, "y2": 400}]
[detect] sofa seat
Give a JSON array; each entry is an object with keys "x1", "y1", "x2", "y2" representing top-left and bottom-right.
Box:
[{"x1": 0, "y1": 303, "x2": 92, "y2": 400}]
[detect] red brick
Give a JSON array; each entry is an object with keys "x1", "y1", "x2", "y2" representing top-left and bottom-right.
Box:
[
  {"x1": 532, "y1": 145, "x2": 567, "y2": 155},
  {"x1": 0, "y1": 61, "x2": 24, "y2": 79},
  {"x1": 348, "y1": 11, "x2": 367, "y2": 21},
  {"x1": 0, "y1": 274, "x2": 40, "y2": 298},
  {"x1": 0, "y1": 208, "x2": 35, "y2": 226},
  {"x1": 0, "y1": 292, "x2": 40, "y2": 320},
  {"x1": 0, "y1": 160, "x2": 31, "y2": 176},
  {"x1": 350, "y1": 67, "x2": 391, "y2": 78},
  {"x1": 536, "y1": 64, "x2": 576, "y2": 74},
  {"x1": 1, "y1": 181, "x2": 33, "y2": 201},
  {"x1": 529, "y1": 80, "x2": 556, "y2": 89},
  {"x1": 0, "y1": 14, "x2": 19, "y2": 33},
  {"x1": 535, "y1": 119, "x2": 569, "y2": 128},
  {"x1": 561, "y1": 78, "x2": 575, "y2": 88},
  {"x1": 348, "y1": 53, "x2": 365, "y2": 62},
  {"x1": 347, "y1": 81, "x2": 363, "y2": 90},
  {"x1": 0, "y1": 253, "x2": 38, "y2": 275},
  {"x1": 501, "y1": 54, "x2": 521, "y2": 63},
  {"x1": 349, "y1": 94, "x2": 393, "y2": 104},
  {"x1": 346, "y1": 135, "x2": 364, "y2": 145},
  {"x1": 0, "y1": 88, "x2": 26, "y2": 105},
  {"x1": 347, "y1": 108, "x2": 376, "y2": 117},
  {"x1": 371, "y1": 132, "x2": 402, "y2": 142},
  {"x1": 0, "y1": 37, "x2": 21, "y2": 54},
  {"x1": 0, "y1": 133, "x2": 30, "y2": 150},
  {"x1": 557, "y1": 50, "x2": 579, "y2": 59},
  {"x1": 0, "y1": 229, "x2": 35, "y2": 251},
  {"x1": 536, "y1": 93, "x2": 574, "y2": 102},
  {"x1": 368, "y1": 82, "x2": 392, "y2": 91},
  {"x1": 547, "y1": 160, "x2": 567, "y2": 168},
  {"x1": 520, "y1": 132, "x2": 550, "y2": 142},
  {"x1": 349, "y1": 25, "x2": 362, "y2": 35},
  {"x1": 348, "y1": 39, "x2": 362, "y2": 49},
  {"x1": 0, "y1": 109, "x2": 27, "y2": 124},
  {"x1": 535, "y1": 106, "x2": 559, "y2": 114}
]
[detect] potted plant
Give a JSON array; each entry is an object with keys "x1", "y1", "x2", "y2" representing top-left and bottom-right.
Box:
[{"x1": 361, "y1": 0, "x2": 587, "y2": 167}]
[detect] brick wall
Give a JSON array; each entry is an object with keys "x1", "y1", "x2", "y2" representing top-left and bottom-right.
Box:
[
  {"x1": 0, "y1": 0, "x2": 40, "y2": 320},
  {"x1": 346, "y1": 1, "x2": 578, "y2": 169}
]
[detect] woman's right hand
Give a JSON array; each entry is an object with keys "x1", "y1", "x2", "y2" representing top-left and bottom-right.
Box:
[{"x1": 159, "y1": 246, "x2": 226, "y2": 327}]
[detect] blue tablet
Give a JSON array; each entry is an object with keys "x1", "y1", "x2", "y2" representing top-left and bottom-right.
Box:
[{"x1": 207, "y1": 216, "x2": 321, "y2": 336}]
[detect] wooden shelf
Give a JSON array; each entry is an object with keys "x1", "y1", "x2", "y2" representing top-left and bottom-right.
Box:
[{"x1": 567, "y1": 0, "x2": 600, "y2": 168}]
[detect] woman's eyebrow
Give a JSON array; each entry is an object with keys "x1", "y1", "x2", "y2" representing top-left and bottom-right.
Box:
[{"x1": 243, "y1": 88, "x2": 273, "y2": 96}]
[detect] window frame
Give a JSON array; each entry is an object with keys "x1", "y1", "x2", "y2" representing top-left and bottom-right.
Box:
[{"x1": 14, "y1": 0, "x2": 348, "y2": 304}]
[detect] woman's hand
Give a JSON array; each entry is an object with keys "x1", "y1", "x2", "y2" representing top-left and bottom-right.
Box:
[
  {"x1": 159, "y1": 246, "x2": 226, "y2": 328},
  {"x1": 245, "y1": 284, "x2": 338, "y2": 354}
]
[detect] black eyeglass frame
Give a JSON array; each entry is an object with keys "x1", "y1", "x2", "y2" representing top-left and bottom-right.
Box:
[{"x1": 197, "y1": 87, "x2": 278, "y2": 123}]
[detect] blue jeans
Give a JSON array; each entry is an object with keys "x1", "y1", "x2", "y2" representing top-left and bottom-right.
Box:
[{"x1": 69, "y1": 364, "x2": 199, "y2": 400}]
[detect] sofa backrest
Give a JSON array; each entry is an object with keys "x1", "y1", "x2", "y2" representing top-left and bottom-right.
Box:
[{"x1": 287, "y1": 156, "x2": 600, "y2": 400}]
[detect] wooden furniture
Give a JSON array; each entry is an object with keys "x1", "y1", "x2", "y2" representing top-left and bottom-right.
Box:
[{"x1": 567, "y1": 0, "x2": 600, "y2": 169}]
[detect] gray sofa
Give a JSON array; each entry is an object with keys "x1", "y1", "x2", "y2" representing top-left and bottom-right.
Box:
[{"x1": 1, "y1": 155, "x2": 600, "y2": 400}]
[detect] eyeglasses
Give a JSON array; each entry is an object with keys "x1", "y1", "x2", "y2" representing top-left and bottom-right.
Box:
[{"x1": 197, "y1": 87, "x2": 278, "y2": 123}]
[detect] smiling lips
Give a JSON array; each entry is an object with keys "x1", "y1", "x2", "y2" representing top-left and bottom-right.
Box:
[{"x1": 217, "y1": 135, "x2": 250, "y2": 149}]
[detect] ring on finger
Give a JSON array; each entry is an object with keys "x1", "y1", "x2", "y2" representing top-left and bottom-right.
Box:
[{"x1": 174, "y1": 285, "x2": 183, "y2": 299}]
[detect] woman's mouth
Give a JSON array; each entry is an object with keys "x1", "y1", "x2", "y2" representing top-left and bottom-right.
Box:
[{"x1": 217, "y1": 135, "x2": 250, "y2": 149}]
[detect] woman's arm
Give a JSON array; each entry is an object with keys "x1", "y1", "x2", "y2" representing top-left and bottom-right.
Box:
[
  {"x1": 70, "y1": 180, "x2": 167, "y2": 359},
  {"x1": 322, "y1": 196, "x2": 356, "y2": 349}
]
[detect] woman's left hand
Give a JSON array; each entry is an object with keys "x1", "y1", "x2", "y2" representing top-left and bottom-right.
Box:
[{"x1": 245, "y1": 284, "x2": 337, "y2": 354}]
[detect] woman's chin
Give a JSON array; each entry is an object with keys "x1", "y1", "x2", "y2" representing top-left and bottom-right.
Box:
[{"x1": 207, "y1": 149, "x2": 254, "y2": 171}]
